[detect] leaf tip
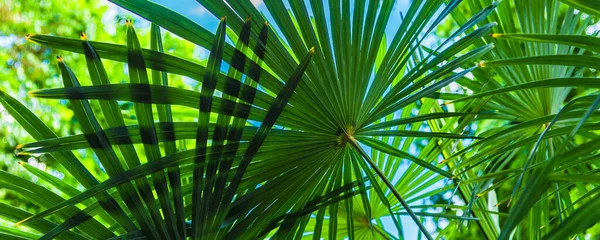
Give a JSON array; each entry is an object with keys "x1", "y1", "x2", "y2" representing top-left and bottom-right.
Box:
[
  {"x1": 56, "y1": 56, "x2": 64, "y2": 63},
  {"x1": 80, "y1": 32, "x2": 87, "y2": 41},
  {"x1": 25, "y1": 34, "x2": 32, "y2": 41},
  {"x1": 309, "y1": 46, "x2": 315, "y2": 54},
  {"x1": 17, "y1": 151, "x2": 31, "y2": 156},
  {"x1": 125, "y1": 19, "x2": 133, "y2": 27},
  {"x1": 478, "y1": 60, "x2": 487, "y2": 68},
  {"x1": 220, "y1": 16, "x2": 226, "y2": 21},
  {"x1": 264, "y1": 21, "x2": 269, "y2": 27},
  {"x1": 245, "y1": 16, "x2": 252, "y2": 23},
  {"x1": 15, "y1": 217, "x2": 31, "y2": 227},
  {"x1": 27, "y1": 90, "x2": 37, "y2": 98},
  {"x1": 491, "y1": 33, "x2": 502, "y2": 38},
  {"x1": 17, "y1": 161, "x2": 24, "y2": 166}
]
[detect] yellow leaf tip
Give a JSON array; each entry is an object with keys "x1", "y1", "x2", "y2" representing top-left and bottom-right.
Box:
[
  {"x1": 309, "y1": 46, "x2": 315, "y2": 53},
  {"x1": 491, "y1": 33, "x2": 502, "y2": 38},
  {"x1": 15, "y1": 144, "x2": 24, "y2": 149},
  {"x1": 56, "y1": 56, "x2": 64, "y2": 63},
  {"x1": 125, "y1": 19, "x2": 133, "y2": 26},
  {"x1": 264, "y1": 21, "x2": 269, "y2": 26},
  {"x1": 221, "y1": 16, "x2": 226, "y2": 21},
  {"x1": 27, "y1": 90, "x2": 36, "y2": 97},
  {"x1": 17, "y1": 151, "x2": 31, "y2": 156},
  {"x1": 15, "y1": 217, "x2": 31, "y2": 226},
  {"x1": 245, "y1": 16, "x2": 252, "y2": 23},
  {"x1": 80, "y1": 32, "x2": 87, "y2": 40},
  {"x1": 17, "y1": 161, "x2": 24, "y2": 166},
  {"x1": 478, "y1": 60, "x2": 486, "y2": 67}
]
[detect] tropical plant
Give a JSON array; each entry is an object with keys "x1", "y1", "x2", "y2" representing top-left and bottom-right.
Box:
[
  {"x1": 2, "y1": 0, "x2": 600, "y2": 239},
  {"x1": 443, "y1": 0, "x2": 600, "y2": 239}
]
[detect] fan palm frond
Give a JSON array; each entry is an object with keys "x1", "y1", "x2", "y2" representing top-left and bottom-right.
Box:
[{"x1": 1, "y1": 0, "x2": 501, "y2": 239}]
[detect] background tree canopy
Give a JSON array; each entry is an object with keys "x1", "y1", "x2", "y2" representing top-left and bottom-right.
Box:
[{"x1": 1, "y1": 0, "x2": 600, "y2": 239}]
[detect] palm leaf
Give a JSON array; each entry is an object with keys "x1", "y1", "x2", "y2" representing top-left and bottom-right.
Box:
[{"x1": 3, "y1": 0, "x2": 502, "y2": 238}]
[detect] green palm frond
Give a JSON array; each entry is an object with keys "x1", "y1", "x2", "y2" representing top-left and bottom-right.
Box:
[
  {"x1": 559, "y1": 0, "x2": 600, "y2": 16},
  {"x1": 448, "y1": 0, "x2": 600, "y2": 239},
  {"x1": 18, "y1": 0, "x2": 598, "y2": 239}
]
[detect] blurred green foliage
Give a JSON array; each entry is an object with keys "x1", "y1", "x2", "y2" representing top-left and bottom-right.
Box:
[
  {"x1": 0, "y1": 0, "x2": 201, "y2": 218},
  {"x1": 1, "y1": 0, "x2": 112, "y2": 215}
]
